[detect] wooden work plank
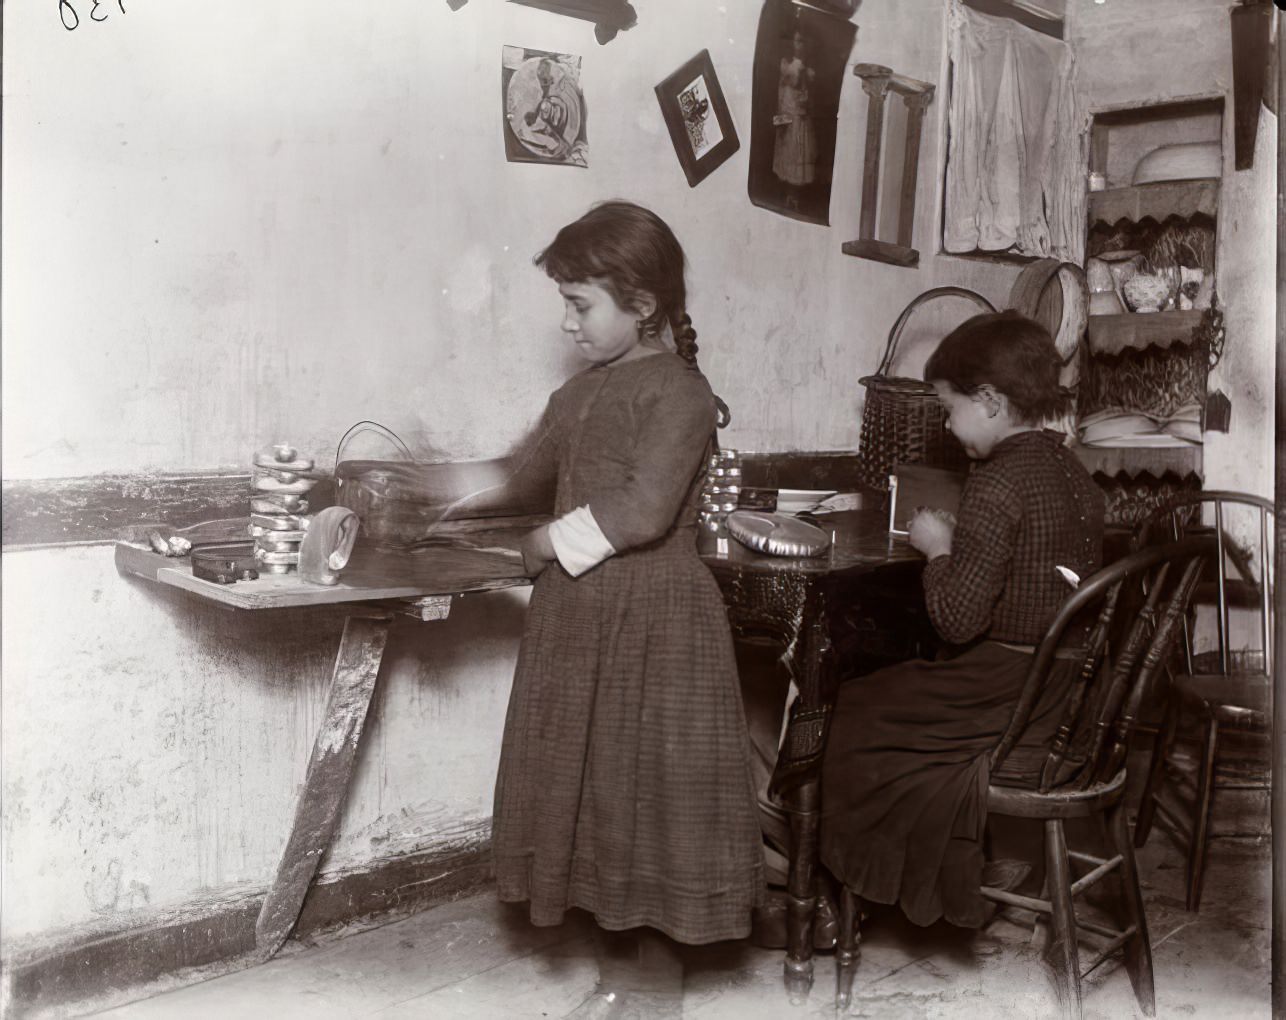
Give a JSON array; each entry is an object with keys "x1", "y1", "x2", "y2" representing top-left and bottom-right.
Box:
[
  {"x1": 115, "y1": 540, "x2": 531, "y2": 610},
  {"x1": 254, "y1": 613, "x2": 394, "y2": 957}
]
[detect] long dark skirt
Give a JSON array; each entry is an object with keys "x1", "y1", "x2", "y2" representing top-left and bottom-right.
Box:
[
  {"x1": 819, "y1": 641, "x2": 1075, "y2": 928},
  {"x1": 492, "y1": 540, "x2": 765, "y2": 945}
]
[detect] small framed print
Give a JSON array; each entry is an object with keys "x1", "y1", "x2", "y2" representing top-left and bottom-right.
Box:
[{"x1": 654, "y1": 50, "x2": 740, "y2": 187}]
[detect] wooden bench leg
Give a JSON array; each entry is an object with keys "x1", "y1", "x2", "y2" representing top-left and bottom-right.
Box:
[{"x1": 254, "y1": 611, "x2": 395, "y2": 958}]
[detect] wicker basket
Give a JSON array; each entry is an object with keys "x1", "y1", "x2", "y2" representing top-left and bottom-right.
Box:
[{"x1": 856, "y1": 286, "x2": 996, "y2": 490}]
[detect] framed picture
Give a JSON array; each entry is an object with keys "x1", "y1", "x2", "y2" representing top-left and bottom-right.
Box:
[
  {"x1": 501, "y1": 46, "x2": 589, "y2": 168},
  {"x1": 654, "y1": 50, "x2": 740, "y2": 188},
  {"x1": 747, "y1": 0, "x2": 857, "y2": 225}
]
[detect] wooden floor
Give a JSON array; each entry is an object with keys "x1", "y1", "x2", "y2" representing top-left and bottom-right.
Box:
[{"x1": 81, "y1": 834, "x2": 1270, "y2": 1020}]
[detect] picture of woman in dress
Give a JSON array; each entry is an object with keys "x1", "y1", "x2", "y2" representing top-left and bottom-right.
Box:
[
  {"x1": 747, "y1": 0, "x2": 855, "y2": 224},
  {"x1": 772, "y1": 29, "x2": 817, "y2": 210}
]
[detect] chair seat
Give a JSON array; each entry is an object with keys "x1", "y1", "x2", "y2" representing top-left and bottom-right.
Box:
[
  {"x1": 987, "y1": 769, "x2": 1127, "y2": 820},
  {"x1": 1174, "y1": 672, "x2": 1271, "y2": 729}
]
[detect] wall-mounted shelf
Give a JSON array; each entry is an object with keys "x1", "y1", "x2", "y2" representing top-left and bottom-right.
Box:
[
  {"x1": 1087, "y1": 309, "x2": 1205, "y2": 356},
  {"x1": 1088, "y1": 180, "x2": 1219, "y2": 226},
  {"x1": 1073, "y1": 444, "x2": 1202, "y2": 479}
]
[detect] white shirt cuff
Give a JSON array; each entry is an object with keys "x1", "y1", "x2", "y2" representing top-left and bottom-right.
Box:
[{"x1": 547, "y1": 505, "x2": 616, "y2": 577}]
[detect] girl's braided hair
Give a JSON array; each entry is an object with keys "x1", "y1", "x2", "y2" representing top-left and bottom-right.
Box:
[{"x1": 535, "y1": 200, "x2": 728, "y2": 424}]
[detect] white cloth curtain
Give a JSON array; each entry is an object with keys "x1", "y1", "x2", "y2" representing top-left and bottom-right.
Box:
[{"x1": 944, "y1": 1, "x2": 1085, "y2": 261}]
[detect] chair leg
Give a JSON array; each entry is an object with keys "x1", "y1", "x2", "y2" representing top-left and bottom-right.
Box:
[
  {"x1": 1109, "y1": 803, "x2": 1156, "y2": 1016},
  {"x1": 1044, "y1": 818, "x2": 1083, "y2": 1020},
  {"x1": 1187, "y1": 715, "x2": 1220, "y2": 912},
  {"x1": 835, "y1": 886, "x2": 861, "y2": 1012},
  {"x1": 1135, "y1": 700, "x2": 1178, "y2": 848},
  {"x1": 782, "y1": 779, "x2": 819, "y2": 1003}
]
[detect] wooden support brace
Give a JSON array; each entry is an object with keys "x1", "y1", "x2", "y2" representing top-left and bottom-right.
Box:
[
  {"x1": 254, "y1": 611, "x2": 394, "y2": 957},
  {"x1": 397, "y1": 595, "x2": 454, "y2": 622}
]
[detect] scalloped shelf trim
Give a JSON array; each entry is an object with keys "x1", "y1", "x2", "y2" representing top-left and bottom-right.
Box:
[{"x1": 1088, "y1": 179, "x2": 1219, "y2": 227}]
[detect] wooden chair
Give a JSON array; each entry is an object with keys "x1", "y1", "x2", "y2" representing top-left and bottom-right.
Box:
[
  {"x1": 832, "y1": 537, "x2": 1212, "y2": 1018},
  {"x1": 1131, "y1": 491, "x2": 1274, "y2": 911}
]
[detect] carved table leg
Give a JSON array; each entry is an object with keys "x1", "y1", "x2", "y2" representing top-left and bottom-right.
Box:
[
  {"x1": 784, "y1": 776, "x2": 820, "y2": 1002},
  {"x1": 254, "y1": 610, "x2": 395, "y2": 957},
  {"x1": 782, "y1": 598, "x2": 832, "y2": 1001}
]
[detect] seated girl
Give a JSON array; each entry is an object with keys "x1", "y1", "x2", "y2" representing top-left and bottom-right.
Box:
[{"x1": 820, "y1": 310, "x2": 1105, "y2": 928}]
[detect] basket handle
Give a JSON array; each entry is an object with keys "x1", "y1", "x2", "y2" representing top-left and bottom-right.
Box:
[{"x1": 874, "y1": 286, "x2": 997, "y2": 377}]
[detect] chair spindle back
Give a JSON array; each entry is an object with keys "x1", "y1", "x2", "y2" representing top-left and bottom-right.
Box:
[{"x1": 991, "y1": 537, "x2": 1215, "y2": 794}]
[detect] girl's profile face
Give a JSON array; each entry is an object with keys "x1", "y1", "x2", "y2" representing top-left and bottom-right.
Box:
[
  {"x1": 932, "y1": 380, "x2": 1010, "y2": 460},
  {"x1": 557, "y1": 278, "x2": 651, "y2": 366}
]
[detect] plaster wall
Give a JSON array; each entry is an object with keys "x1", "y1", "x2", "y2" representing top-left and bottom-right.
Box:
[{"x1": 3, "y1": 0, "x2": 1025, "y2": 961}]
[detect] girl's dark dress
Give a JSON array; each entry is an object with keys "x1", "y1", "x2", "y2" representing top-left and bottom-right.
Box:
[
  {"x1": 820, "y1": 430, "x2": 1104, "y2": 927},
  {"x1": 493, "y1": 352, "x2": 764, "y2": 944}
]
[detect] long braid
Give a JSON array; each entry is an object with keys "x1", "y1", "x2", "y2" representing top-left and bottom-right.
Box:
[
  {"x1": 673, "y1": 310, "x2": 731, "y2": 428},
  {"x1": 674, "y1": 313, "x2": 699, "y2": 365}
]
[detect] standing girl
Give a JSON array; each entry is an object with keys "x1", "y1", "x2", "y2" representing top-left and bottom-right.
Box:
[
  {"x1": 820, "y1": 311, "x2": 1105, "y2": 929},
  {"x1": 492, "y1": 200, "x2": 764, "y2": 1014}
]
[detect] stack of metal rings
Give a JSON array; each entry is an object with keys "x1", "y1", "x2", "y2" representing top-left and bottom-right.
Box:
[
  {"x1": 698, "y1": 448, "x2": 741, "y2": 540},
  {"x1": 249, "y1": 443, "x2": 316, "y2": 575}
]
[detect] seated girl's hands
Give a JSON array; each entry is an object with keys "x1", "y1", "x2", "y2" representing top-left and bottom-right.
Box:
[
  {"x1": 520, "y1": 524, "x2": 557, "y2": 576},
  {"x1": 908, "y1": 509, "x2": 955, "y2": 560}
]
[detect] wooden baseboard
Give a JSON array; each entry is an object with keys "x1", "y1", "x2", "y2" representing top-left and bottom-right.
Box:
[{"x1": 5, "y1": 843, "x2": 492, "y2": 1019}]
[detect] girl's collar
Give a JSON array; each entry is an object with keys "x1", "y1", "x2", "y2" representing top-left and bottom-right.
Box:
[
  {"x1": 590, "y1": 348, "x2": 674, "y2": 370},
  {"x1": 990, "y1": 428, "x2": 1066, "y2": 454}
]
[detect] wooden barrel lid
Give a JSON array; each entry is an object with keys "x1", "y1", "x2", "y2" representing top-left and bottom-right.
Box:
[{"x1": 1008, "y1": 258, "x2": 1088, "y2": 363}]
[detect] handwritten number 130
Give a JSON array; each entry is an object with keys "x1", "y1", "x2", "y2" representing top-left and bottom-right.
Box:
[{"x1": 60, "y1": 0, "x2": 126, "y2": 31}]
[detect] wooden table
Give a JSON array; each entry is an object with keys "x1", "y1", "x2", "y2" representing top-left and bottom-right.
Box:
[
  {"x1": 117, "y1": 507, "x2": 928, "y2": 997},
  {"x1": 700, "y1": 507, "x2": 929, "y2": 999}
]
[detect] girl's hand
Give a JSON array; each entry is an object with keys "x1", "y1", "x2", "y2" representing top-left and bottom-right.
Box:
[
  {"x1": 908, "y1": 509, "x2": 955, "y2": 559},
  {"x1": 520, "y1": 525, "x2": 557, "y2": 576}
]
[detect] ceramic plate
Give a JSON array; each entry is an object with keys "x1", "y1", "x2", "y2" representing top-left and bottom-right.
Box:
[{"x1": 1132, "y1": 141, "x2": 1221, "y2": 185}]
